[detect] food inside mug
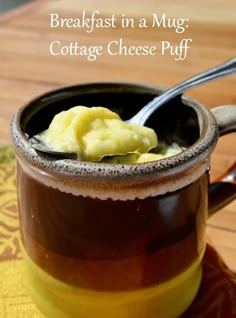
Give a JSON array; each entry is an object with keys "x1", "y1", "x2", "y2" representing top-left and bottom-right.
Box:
[
  {"x1": 22, "y1": 88, "x2": 200, "y2": 161},
  {"x1": 34, "y1": 105, "x2": 159, "y2": 162}
]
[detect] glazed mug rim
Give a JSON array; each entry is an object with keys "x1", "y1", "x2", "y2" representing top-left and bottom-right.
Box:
[
  {"x1": 10, "y1": 82, "x2": 219, "y2": 200},
  {"x1": 11, "y1": 82, "x2": 218, "y2": 176}
]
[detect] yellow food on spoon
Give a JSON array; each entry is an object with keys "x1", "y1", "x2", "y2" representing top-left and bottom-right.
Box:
[
  {"x1": 38, "y1": 106, "x2": 158, "y2": 162},
  {"x1": 102, "y1": 153, "x2": 165, "y2": 164},
  {"x1": 102, "y1": 143, "x2": 183, "y2": 164}
]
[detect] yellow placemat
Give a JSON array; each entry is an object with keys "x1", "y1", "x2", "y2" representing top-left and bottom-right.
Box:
[
  {"x1": 0, "y1": 145, "x2": 236, "y2": 317},
  {"x1": 0, "y1": 145, "x2": 44, "y2": 317}
]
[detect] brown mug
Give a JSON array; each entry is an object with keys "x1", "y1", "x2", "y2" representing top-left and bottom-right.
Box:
[{"x1": 10, "y1": 82, "x2": 236, "y2": 318}]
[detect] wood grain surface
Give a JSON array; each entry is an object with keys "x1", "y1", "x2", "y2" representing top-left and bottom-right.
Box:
[{"x1": 0, "y1": 0, "x2": 235, "y2": 270}]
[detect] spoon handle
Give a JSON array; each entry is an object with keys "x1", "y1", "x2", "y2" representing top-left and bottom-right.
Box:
[{"x1": 128, "y1": 57, "x2": 236, "y2": 125}]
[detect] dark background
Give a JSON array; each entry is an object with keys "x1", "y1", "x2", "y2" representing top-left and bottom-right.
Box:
[{"x1": 0, "y1": 0, "x2": 32, "y2": 13}]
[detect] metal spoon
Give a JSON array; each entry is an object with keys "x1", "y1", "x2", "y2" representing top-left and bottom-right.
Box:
[
  {"x1": 126, "y1": 57, "x2": 236, "y2": 125},
  {"x1": 29, "y1": 57, "x2": 236, "y2": 159},
  {"x1": 29, "y1": 135, "x2": 78, "y2": 159}
]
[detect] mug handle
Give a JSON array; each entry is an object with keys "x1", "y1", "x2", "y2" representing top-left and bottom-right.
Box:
[{"x1": 209, "y1": 105, "x2": 236, "y2": 214}]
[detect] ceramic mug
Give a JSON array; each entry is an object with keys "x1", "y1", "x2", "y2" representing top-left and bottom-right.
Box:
[{"x1": 10, "y1": 83, "x2": 236, "y2": 318}]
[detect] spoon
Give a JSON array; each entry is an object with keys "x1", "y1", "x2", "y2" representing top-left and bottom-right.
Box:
[
  {"x1": 29, "y1": 135, "x2": 78, "y2": 159},
  {"x1": 126, "y1": 57, "x2": 236, "y2": 125},
  {"x1": 29, "y1": 57, "x2": 236, "y2": 159}
]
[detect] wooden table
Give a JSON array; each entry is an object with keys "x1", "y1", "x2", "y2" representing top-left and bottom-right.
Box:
[{"x1": 0, "y1": 0, "x2": 235, "y2": 270}]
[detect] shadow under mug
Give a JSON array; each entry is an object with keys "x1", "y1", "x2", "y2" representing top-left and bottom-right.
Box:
[{"x1": 10, "y1": 82, "x2": 236, "y2": 318}]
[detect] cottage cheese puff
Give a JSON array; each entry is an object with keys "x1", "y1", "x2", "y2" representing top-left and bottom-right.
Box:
[{"x1": 38, "y1": 106, "x2": 158, "y2": 161}]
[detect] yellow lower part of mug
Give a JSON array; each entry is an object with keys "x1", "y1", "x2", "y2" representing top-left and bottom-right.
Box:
[{"x1": 22, "y1": 249, "x2": 203, "y2": 318}]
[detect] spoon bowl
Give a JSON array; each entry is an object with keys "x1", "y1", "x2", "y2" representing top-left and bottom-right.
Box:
[{"x1": 29, "y1": 135, "x2": 77, "y2": 159}]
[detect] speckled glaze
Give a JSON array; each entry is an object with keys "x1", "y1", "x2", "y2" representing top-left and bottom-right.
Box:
[{"x1": 10, "y1": 82, "x2": 219, "y2": 200}]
